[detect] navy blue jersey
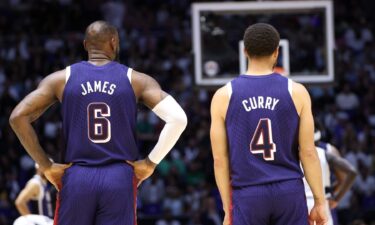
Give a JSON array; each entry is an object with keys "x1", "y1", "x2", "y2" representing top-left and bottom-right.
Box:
[
  {"x1": 226, "y1": 73, "x2": 303, "y2": 188},
  {"x1": 61, "y1": 61, "x2": 138, "y2": 165},
  {"x1": 317, "y1": 142, "x2": 329, "y2": 152},
  {"x1": 41, "y1": 184, "x2": 53, "y2": 217},
  {"x1": 27, "y1": 175, "x2": 53, "y2": 217}
]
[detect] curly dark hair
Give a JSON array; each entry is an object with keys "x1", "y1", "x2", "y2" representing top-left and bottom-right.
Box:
[{"x1": 243, "y1": 23, "x2": 280, "y2": 58}]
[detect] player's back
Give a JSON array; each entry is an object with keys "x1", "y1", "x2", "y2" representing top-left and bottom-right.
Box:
[
  {"x1": 226, "y1": 73, "x2": 302, "y2": 187},
  {"x1": 62, "y1": 61, "x2": 138, "y2": 166}
]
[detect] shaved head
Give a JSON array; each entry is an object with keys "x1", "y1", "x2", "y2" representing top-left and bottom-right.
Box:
[{"x1": 84, "y1": 21, "x2": 119, "y2": 60}]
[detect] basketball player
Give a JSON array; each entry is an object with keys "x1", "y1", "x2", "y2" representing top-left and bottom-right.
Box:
[
  {"x1": 9, "y1": 21, "x2": 187, "y2": 224},
  {"x1": 304, "y1": 126, "x2": 357, "y2": 225},
  {"x1": 210, "y1": 23, "x2": 328, "y2": 225},
  {"x1": 13, "y1": 163, "x2": 53, "y2": 225}
]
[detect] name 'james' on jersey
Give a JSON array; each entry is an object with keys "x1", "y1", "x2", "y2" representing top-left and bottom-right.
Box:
[
  {"x1": 226, "y1": 73, "x2": 303, "y2": 187},
  {"x1": 61, "y1": 61, "x2": 138, "y2": 166}
]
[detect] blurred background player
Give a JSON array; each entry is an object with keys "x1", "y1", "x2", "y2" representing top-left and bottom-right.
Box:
[
  {"x1": 304, "y1": 122, "x2": 358, "y2": 225},
  {"x1": 13, "y1": 163, "x2": 53, "y2": 225},
  {"x1": 210, "y1": 23, "x2": 327, "y2": 225},
  {"x1": 9, "y1": 21, "x2": 187, "y2": 225}
]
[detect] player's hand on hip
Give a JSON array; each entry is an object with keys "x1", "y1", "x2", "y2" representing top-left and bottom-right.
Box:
[
  {"x1": 126, "y1": 157, "x2": 156, "y2": 187},
  {"x1": 43, "y1": 163, "x2": 72, "y2": 191},
  {"x1": 309, "y1": 202, "x2": 328, "y2": 225}
]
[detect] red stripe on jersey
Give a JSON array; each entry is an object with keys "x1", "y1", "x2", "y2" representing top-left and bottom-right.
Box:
[
  {"x1": 133, "y1": 176, "x2": 138, "y2": 225},
  {"x1": 53, "y1": 193, "x2": 61, "y2": 225},
  {"x1": 230, "y1": 185, "x2": 233, "y2": 225}
]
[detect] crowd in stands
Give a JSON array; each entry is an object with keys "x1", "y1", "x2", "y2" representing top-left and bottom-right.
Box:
[{"x1": 0, "y1": 0, "x2": 374, "y2": 224}]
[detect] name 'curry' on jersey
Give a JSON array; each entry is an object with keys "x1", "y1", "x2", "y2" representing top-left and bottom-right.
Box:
[
  {"x1": 225, "y1": 73, "x2": 303, "y2": 188},
  {"x1": 61, "y1": 61, "x2": 138, "y2": 166}
]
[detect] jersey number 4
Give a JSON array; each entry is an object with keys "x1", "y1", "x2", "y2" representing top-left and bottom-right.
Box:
[
  {"x1": 250, "y1": 118, "x2": 277, "y2": 161},
  {"x1": 87, "y1": 102, "x2": 111, "y2": 143}
]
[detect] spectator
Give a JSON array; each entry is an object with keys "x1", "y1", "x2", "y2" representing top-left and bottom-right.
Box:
[
  {"x1": 354, "y1": 163, "x2": 375, "y2": 196},
  {"x1": 155, "y1": 210, "x2": 181, "y2": 225},
  {"x1": 163, "y1": 186, "x2": 184, "y2": 217},
  {"x1": 336, "y1": 84, "x2": 360, "y2": 111},
  {"x1": 139, "y1": 174, "x2": 165, "y2": 215}
]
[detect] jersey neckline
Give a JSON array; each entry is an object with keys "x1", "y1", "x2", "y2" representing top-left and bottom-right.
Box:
[
  {"x1": 81, "y1": 60, "x2": 116, "y2": 68},
  {"x1": 239, "y1": 73, "x2": 280, "y2": 78}
]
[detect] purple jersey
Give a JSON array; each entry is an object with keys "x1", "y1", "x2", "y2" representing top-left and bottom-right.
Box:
[
  {"x1": 226, "y1": 73, "x2": 303, "y2": 188},
  {"x1": 61, "y1": 61, "x2": 138, "y2": 166},
  {"x1": 317, "y1": 141, "x2": 329, "y2": 152}
]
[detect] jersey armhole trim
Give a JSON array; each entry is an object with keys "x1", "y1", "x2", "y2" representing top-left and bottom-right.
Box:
[
  {"x1": 326, "y1": 143, "x2": 332, "y2": 153},
  {"x1": 226, "y1": 82, "x2": 232, "y2": 98},
  {"x1": 288, "y1": 78, "x2": 293, "y2": 97},
  {"x1": 287, "y1": 78, "x2": 299, "y2": 118},
  {"x1": 224, "y1": 82, "x2": 233, "y2": 122},
  {"x1": 127, "y1": 68, "x2": 133, "y2": 83},
  {"x1": 65, "y1": 66, "x2": 71, "y2": 83}
]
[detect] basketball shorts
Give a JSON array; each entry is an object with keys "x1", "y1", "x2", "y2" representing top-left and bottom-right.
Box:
[
  {"x1": 54, "y1": 163, "x2": 137, "y2": 225},
  {"x1": 231, "y1": 179, "x2": 308, "y2": 225}
]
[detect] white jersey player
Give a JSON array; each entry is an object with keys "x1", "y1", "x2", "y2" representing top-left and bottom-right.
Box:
[
  {"x1": 13, "y1": 164, "x2": 54, "y2": 225},
  {"x1": 303, "y1": 129, "x2": 357, "y2": 225}
]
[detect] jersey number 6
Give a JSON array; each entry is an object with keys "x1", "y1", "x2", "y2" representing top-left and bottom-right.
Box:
[
  {"x1": 250, "y1": 118, "x2": 277, "y2": 161},
  {"x1": 87, "y1": 102, "x2": 111, "y2": 143}
]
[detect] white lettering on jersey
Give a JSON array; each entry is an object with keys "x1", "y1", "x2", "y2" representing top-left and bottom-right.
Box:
[
  {"x1": 86, "y1": 82, "x2": 93, "y2": 93},
  {"x1": 108, "y1": 84, "x2": 116, "y2": 95},
  {"x1": 271, "y1": 98, "x2": 280, "y2": 110},
  {"x1": 81, "y1": 81, "x2": 117, "y2": 96},
  {"x1": 94, "y1": 81, "x2": 102, "y2": 92},
  {"x1": 265, "y1": 97, "x2": 272, "y2": 109},
  {"x1": 242, "y1": 96, "x2": 280, "y2": 112},
  {"x1": 102, "y1": 81, "x2": 109, "y2": 93}
]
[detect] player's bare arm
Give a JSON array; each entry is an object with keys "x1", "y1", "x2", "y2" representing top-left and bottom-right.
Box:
[
  {"x1": 210, "y1": 86, "x2": 231, "y2": 225},
  {"x1": 131, "y1": 70, "x2": 169, "y2": 108},
  {"x1": 292, "y1": 82, "x2": 328, "y2": 225},
  {"x1": 127, "y1": 70, "x2": 187, "y2": 185},
  {"x1": 15, "y1": 181, "x2": 40, "y2": 215},
  {"x1": 328, "y1": 145, "x2": 349, "y2": 193},
  {"x1": 326, "y1": 149, "x2": 357, "y2": 209},
  {"x1": 9, "y1": 70, "x2": 71, "y2": 191}
]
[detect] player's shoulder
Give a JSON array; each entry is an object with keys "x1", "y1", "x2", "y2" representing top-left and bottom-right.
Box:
[
  {"x1": 131, "y1": 69, "x2": 159, "y2": 89},
  {"x1": 211, "y1": 84, "x2": 231, "y2": 116},
  {"x1": 291, "y1": 80, "x2": 308, "y2": 95},
  {"x1": 288, "y1": 80, "x2": 311, "y2": 115},
  {"x1": 25, "y1": 176, "x2": 42, "y2": 190},
  {"x1": 39, "y1": 69, "x2": 66, "y2": 87},
  {"x1": 212, "y1": 84, "x2": 230, "y2": 102},
  {"x1": 29, "y1": 175, "x2": 42, "y2": 183},
  {"x1": 290, "y1": 80, "x2": 310, "y2": 103}
]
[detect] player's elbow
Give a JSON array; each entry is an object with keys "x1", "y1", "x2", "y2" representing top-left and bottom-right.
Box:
[
  {"x1": 14, "y1": 197, "x2": 24, "y2": 208},
  {"x1": 348, "y1": 167, "x2": 358, "y2": 179},
  {"x1": 213, "y1": 156, "x2": 228, "y2": 169},
  {"x1": 172, "y1": 110, "x2": 188, "y2": 132},
  {"x1": 299, "y1": 147, "x2": 319, "y2": 161},
  {"x1": 9, "y1": 110, "x2": 23, "y2": 129},
  {"x1": 178, "y1": 112, "x2": 188, "y2": 130}
]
